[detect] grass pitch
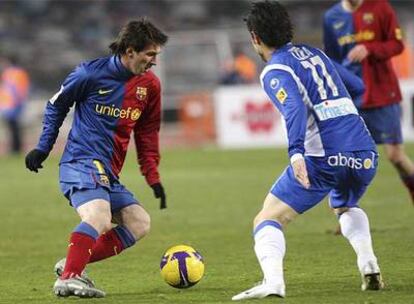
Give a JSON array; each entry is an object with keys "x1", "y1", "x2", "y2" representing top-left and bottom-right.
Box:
[{"x1": 0, "y1": 145, "x2": 413, "y2": 303}]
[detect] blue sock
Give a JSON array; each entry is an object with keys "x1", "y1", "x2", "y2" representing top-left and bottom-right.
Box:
[
  {"x1": 73, "y1": 222, "x2": 99, "y2": 240},
  {"x1": 114, "y1": 225, "x2": 136, "y2": 249}
]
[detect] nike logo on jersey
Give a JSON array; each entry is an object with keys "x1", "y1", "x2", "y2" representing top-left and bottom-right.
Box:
[
  {"x1": 333, "y1": 21, "x2": 344, "y2": 30},
  {"x1": 98, "y1": 88, "x2": 113, "y2": 95}
]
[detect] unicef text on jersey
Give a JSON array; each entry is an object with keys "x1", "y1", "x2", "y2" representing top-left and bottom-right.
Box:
[{"x1": 327, "y1": 152, "x2": 376, "y2": 170}]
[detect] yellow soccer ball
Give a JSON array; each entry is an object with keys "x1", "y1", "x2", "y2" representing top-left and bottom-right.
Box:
[{"x1": 160, "y1": 245, "x2": 205, "y2": 289}]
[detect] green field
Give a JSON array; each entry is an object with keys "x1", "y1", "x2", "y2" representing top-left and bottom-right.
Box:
[{"x1": 1, "y1": 145, "x2": 413, "y2": 304}]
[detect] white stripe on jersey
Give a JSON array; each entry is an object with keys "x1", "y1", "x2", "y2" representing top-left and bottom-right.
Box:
[{"x1": 260, "y1": 64, "x2": 325, "y2": 157}]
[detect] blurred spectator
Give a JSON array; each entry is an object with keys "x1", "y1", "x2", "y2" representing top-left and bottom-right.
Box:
[
  {"x1": 219, "y1": 49, "x2": 257, "y2": 85},
  {"x1": 0, "y1": 54, "x2": 30, "y2": 154}
]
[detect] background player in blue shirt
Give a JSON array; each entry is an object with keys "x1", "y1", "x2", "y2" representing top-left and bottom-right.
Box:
[
  {"x1": 232, "y1": 1, "x2": 383, "y2": 300},
  {"x1": 25, "y1": 19, "x2": 168, "y2": 298}
]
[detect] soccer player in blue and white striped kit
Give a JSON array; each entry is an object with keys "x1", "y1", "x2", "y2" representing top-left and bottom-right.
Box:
[{"x1": 232, "y1": 1, "x2": 384, "y2": 300}]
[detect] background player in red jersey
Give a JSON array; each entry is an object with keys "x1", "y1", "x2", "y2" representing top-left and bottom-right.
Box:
[
  {"x1": 25, "y1": 19, "x2": 168, "y2": 298},
  {"x1": 324, "y1": 0, "x2": 414, "y2": 205}
]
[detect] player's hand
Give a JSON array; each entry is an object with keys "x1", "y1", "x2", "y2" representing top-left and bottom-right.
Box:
[
  {"x1": 292, "y1": 158, "x2": 310, "y2": 189},
  {"x1": 25, "y1": 149, "x2": 49, "y2": 173},
  {"x1": 151, "y1": 183, "x2": 167, "y2": 209},
  {"x1": 347, "y1": 45, "x2": 369, "y2": 63}
]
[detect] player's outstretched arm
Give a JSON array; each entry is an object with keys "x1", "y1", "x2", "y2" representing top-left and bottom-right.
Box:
[{"x1": 25, "y1": 64, "x2": 89, "y2": 173}]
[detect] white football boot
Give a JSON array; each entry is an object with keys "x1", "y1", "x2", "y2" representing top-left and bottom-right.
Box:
[
  {"x1": 53, "y1": 258, "x2": 104, "y2": 297},
  {"x1": 53, "y1": 275, "x2": 105, "y2": 298},
  {"x1": 54, "y1": 258, "x2": 94, "y2": 286},
  {"x1": 360, "y1": 260, "x2": 384, "y2": 291},
  {"x1": 232, "y1": 281, "x2": 285, "y2": 301}
]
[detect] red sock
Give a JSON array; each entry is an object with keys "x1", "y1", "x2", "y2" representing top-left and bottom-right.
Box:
[
  {"x1": 61, "y1": 232, "x2": 96, "y2": 279},
  {"x1": 89, "y1": 229, "x2": 125, "y2": 263}
]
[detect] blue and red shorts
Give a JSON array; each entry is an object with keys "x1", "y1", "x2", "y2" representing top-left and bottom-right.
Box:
[
  {"x1": 359, "y1": 104, "x2": 402, "y2": 144},
  {"x1": 59, "y1": 159, "x2": 138, "y2": 213}
]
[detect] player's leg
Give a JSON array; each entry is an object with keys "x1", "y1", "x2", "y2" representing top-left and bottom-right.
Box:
[
  {"x1": 232, "y1": 194, "x2": 296, "y2": 301},
  {"x1": 88, "y1": 204, "x2": 149, "y2": 263},
  {"x1": 253, "y1": 194, "x2": 297, "y2": 286},
  {"x1": 87, "y1": 182, "x2": 147, "y2": 263},
  {"x1": 383, "y1": 143, "x2": 414, "y2": 204},
  {"x1": 54, "y1": 197, "x2": 111, "y2": 298},
  {"x1": 233, "y1": 160, "x2": 329, "y2": 301},
  {"x1": 61, "y1": 198, "x2": 113, "y2": 277},
  {"x1": 361, "y1": 104, "x2": 414, "y2": 204},
  {"x1": 54, "y1": 160, "x2": 113, "y2": 297},
  {"x1": 331, "y1": 151, "x2": 384, "y2": 290}
]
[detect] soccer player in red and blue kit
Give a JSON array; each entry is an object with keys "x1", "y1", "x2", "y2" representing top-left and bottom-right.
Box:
[
  {"x1": 25, "y1": 19, "x2": 168, "y2": 298},
  {"x1": 324, "y1": 0, "x2": 414, "y2": 204}
]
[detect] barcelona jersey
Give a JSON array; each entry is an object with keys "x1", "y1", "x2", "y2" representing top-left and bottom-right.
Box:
[
  {"x1": 323, "y1": 0, "x2": 404, "y2": 109},
  {"x1": 36, "y1": 55, "x2": 161, "y2": 185}
]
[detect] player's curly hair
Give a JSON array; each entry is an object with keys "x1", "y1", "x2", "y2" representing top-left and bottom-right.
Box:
[
  {"x1": 244, "y1": 0, "x2": 293, "y2": 49},
  {"x1": 109, "y1": 18, "x2": 168, "y2": 55}
]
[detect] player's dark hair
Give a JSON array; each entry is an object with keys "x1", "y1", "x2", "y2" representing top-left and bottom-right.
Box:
[
  {"x1": 244, "y1": 1, "x2": 293, "y2": 49},
  {"x1": 109, "y1": 18, "x2": 168, "y2": 55}
]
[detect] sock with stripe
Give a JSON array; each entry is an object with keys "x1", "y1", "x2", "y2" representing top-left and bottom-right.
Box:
[
  {"x1": 253, "y1": 220, "x2": 285, "y2": 286},
  {"x1": 61, "y1": 222, "x2": 98, "y2": 279},
  {"x1": 89, "y1": 225, "x2": 136, "y2": 263}
]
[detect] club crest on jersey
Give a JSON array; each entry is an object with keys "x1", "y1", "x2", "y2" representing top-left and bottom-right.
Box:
[
  {"x1": 270, "y1": 78, "x2": 280, "y2": 89},
  {"x1": 136, "y1": 87, "x2": 147, "y2": 101},
  {"x1": 276, "y1": 88, "x2": 287, "y2": 104},
  {"x1": 363, "y1": 12, "x2": 374, "y2": 24}
]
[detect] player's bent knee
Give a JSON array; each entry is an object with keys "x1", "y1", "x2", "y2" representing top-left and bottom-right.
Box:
[
  {"x1": 123, "y1": 206, "x2": 151, "y2": 240},
  {"x1": 77, "y1": 199, "x2": 112, "y2": 234},
  {"x1": 134, "y1": 212, "x2": 151, "y2": 239},
  {"x1": 82, "y1": 215, "x2": 112, "y2": 234},
  {"x1": 253, "y1": 193, "x2": 298, "y2": 228}
]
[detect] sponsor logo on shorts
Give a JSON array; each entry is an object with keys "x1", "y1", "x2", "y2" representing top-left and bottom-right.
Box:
[
  {"x1": 327, "y1": 152, "x2": 375, "y2": 169},
  {"x1": 95, "y1": 104, "x2": 141, "y2": 121}
]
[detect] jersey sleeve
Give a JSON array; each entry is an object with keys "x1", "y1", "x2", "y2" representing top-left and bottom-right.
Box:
[
  {"x1": 36, "y1": 64, "x2": 89, "y2": 153},
  {"x1": 323, "y1": 14, "x2": 341, "y2": 61},
  {"x1": 134, "y1": 78, "x2": 161, "y2": 186},
  {"x1": 363, "y1": 2, "x2": 404, "y2": 60},
  {"x1": 332, "y1": 61, "x2": 364, "y2": 106},
  {"x1": 262, "y1": 69, "x2": 307, "y2": 158}
]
